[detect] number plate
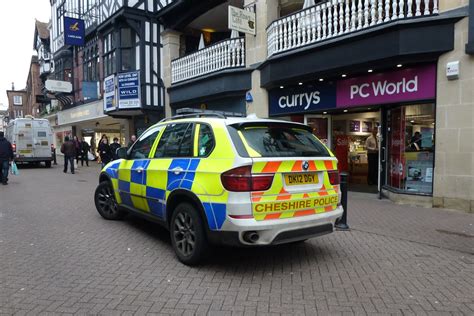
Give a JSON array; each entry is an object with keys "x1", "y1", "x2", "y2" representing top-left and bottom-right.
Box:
[
  {"x1": 284, "y1": 173, "x2": 318, "y2": 186},
  {"x1": 19, "y1": 149, "x2": 32, "y2": 154}
]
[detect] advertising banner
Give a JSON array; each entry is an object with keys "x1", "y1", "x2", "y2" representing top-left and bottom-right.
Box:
[
  {"x1": 337, "y1": 64, "x2": 436, "y2": 108},
  {"x1": 103, "y1": 75, "x2": 116, "y2": 112},
  {"x1": 64, "y1": 17, "x2": 85, "y2": 46},
  {"x1": 228, "y1": 5, "x2": 256, "y2": 35},
  {"x1": 82, "y1": 81, "x2": 98, "y2": 100},
  {"x1": 117, "y1": 71, "x2": 141, "y2": 109},
  {"x1": 269, "y1": 84, "x2": 336, "y2": 116}
]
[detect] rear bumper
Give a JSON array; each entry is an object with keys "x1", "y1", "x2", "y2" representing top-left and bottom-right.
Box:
[
  {"x1": 15, "y1": 157, "x2": 53, "y2": 163},
  {"x1": 210, "y1": 206, "x2": 343, "y2": 246}
]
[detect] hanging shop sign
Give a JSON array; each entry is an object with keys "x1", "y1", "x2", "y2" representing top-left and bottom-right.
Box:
[
  {"x1": 337, "y1": 64, "x2": 436, "y2": 107},
  {"x1": 117, "y1": 71, "x2": 141, "y2": 109},
  {"x1": 228, "y1": 5, "x2": 256, "y2": 35},
  {"x1": 103, "y1": 75, "x2": 116, "y2": 112},
  {"x1": 63, "y1": 17, "x2": 85, "y2": 46},
  {"x1": 269, "y1": 84, "x2": 336, "y2": 116}
]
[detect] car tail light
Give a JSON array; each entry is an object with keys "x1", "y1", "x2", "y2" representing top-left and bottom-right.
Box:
[
  {"x1": 12, "y1": 144, "x2": 16, "y2": 152},
  {"x1": 221, "y1": 165, "x2": 274, "y2": 192},
  {"x1": 328, "y1": 170, "x2": 340, "y2": 185}
]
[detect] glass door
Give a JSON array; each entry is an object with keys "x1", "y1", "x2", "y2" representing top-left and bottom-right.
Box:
[{"x1": 304, "y1": 115, "x2": 331, "y2": 148}]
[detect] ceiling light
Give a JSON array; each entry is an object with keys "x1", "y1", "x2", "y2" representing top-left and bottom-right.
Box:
[
  {"x1": 368, "y1": 69, "x2": 373, "y2": 73},
  {"x1": 319, "y1": 78, "x2": 324, "y2": 82},
  {"x1": 410, "y1": 120, "x2": 415, "y2": 123},
  {"x1": 280, "y1": 86, "x2": 284, "y2": 89},
  {"x1": 298, "y1": 82, "x2": 303, "y2": 85},
  {"x1": 397, "y1": 64, "x2": 403, "y2": 68},
  {"x1": 368, "y1": 107, "x2": 371, "y2": 110},
  {"x1": 342, "y1": 74, "x2": 347, "y2": 78},
  {"x1": 323, "y1": 111, "x2": 327, "y2": 114},
  {"x1": 343, "y1": 109, "x2": 348, "y2": 113}
]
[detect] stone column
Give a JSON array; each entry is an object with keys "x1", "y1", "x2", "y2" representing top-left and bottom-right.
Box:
[
  {"x1": 244, "y1": 0, "x2": 279, "y2": 118},
  {"x1": 161, "y1": 30, "x2": 182, "y2": 118}
]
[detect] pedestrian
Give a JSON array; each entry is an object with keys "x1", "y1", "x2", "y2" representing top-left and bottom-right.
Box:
[
  {"x1": 98, "y1": 137, "x2": 112, "y2": 168},
  {"x1": 127, "y1": 134, "x2": 137, "y2": 148},
  {"x1": 80, "y1": 138, "x2": 90, "y2": 167},
  {"x1": 61, "y1": 136, "x2": 76, "y2": 174},
  {"x1": 97, "y1": 135, "x2": 107, "y2": 164},
  {"x1": 109, "y1": 137, "x2": 121, "y2": 160},
  {"x1": 0, "y1": 131, "x2": 14, "y2": 185},
  {"x1": 365, "y1": 127, "x2": 378, "y2": 185},
  {"x1": 73, "y1": 136, "x2": 81, "y2": 164}
]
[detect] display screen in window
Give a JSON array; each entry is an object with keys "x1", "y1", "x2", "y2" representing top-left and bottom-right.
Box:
[{"x1": 386, "y1": 104, "x2": 435, "y2": 194}]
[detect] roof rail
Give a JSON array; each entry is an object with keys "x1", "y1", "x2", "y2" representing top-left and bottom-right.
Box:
[{"x1": 159, "y1": 108, "x2": 245, "y2": 123}]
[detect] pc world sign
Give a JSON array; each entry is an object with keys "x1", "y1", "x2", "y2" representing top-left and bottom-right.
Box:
[{"x1": 117, "y1": 71, "x2": 141, "y2": 109}]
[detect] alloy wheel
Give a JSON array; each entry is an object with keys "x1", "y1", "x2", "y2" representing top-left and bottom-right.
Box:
[{"x1": 173, "y1": 212, "x2": 196, "y2": 257}]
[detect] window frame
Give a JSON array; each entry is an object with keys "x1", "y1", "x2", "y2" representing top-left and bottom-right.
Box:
[
  {"x1": 194, "y1": 123, "x2": 216, "y2": 158},
  {"x1": 128, "y1": 126, "x2": 164, "y2": 160}
]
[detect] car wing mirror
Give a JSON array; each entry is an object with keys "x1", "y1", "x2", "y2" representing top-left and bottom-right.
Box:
[{"x1": 117, "y1": 147, "x2": 128, "y2": 159}]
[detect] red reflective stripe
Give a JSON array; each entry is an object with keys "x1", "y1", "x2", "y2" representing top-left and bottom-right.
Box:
[
  {"x1": 264, "y1": 213, "x2": 281, "y2": 220},
  {"x1": 291, "y1": 161, "x2": 302, "y2": 172},
  {"x1": 294, "y1": 209, "x2": 315, "y2": 217},
  {"x1": 324, "y1": 160, "x2": 334, "y2": 170},
  {"x1": 261, "y1": 161, "x2": 281, "y2": 173}
]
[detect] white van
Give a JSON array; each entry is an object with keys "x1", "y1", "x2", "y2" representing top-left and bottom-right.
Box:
[{"x1": 6, "y1": 116, "x2": 54, "y2": 167}]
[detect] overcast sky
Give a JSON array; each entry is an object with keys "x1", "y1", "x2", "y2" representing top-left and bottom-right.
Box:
[{"x1": 0, "y1": 0, "x2": 51, "y2": 110}]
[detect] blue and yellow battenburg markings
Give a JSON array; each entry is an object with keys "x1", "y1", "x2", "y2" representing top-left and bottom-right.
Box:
[{"x1": 103, "y1": 158, "x2": 227, "y2": 230}]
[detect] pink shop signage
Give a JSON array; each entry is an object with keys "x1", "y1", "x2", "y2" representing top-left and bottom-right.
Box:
[{"x1": 336, "y1": 64, "x2": 436, "y2": 108}]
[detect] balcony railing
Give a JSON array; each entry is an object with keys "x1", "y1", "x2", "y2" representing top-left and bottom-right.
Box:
[
  {"x1": 171, "y1": 37, "x2": 245, "y2": 84},
  {"x1": 267, "y1": 0, "x2": 438, "y2": 56}
]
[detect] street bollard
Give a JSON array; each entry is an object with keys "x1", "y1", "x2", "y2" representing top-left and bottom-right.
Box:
[{"x1": 335, "y1": 172, "x2": 350, "y2": 231}]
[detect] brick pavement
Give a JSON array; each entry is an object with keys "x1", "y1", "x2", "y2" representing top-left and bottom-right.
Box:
[{"x1": 0, "y1": 164, "x2": 473, "y2": 315}]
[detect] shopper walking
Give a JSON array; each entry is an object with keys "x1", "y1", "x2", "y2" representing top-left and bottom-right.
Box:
[
  {"x1": 110, "y1": 137, "x2": 121, "y2": 160},
  {"x1": 98, "y1": 137, "x2": 112, "y2": 168},
  {"x1": 365, "y1": 127, "x2": 379, "y2": 185},
  {"x1": 61, "y1": 136, "x2": 76, "y2": 174},
  {"x1": 0, "y1": 131, "x2": 14, "y2": 185},
  {"x1": 80, "y1": 138, "x2": 90, "y2": 167},
  {"x1": 73, "y1": 136, "x2": 81, "y2": 164}
]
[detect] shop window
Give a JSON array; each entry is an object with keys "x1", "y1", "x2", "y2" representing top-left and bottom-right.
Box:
[
  {"x1": 386, "y1": 104, "x2": 435, "y2": 194},
  {"x1": 83, "y1": 42, "x2": 99, "y2": 82},
  {"x1": 103, "y1": 32, "x2": 116, "y2": 76},
  {"x1": 120, "y1": 28, "x2": 135, "y2": 72}
]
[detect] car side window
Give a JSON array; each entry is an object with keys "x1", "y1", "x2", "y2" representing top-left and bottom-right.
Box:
[
  {"x1": 197, "y1": 124, "x2": 215, "y2": 157},
  {"x1": 154, "y1": 123, "x2": 193, "y2": 158},
  {"x1": 129, "y1": 127, "x2": 162, "y2": 159}
]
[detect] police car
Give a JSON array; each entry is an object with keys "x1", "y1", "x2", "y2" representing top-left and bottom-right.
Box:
[{"x1": 94, "y1": 109, "x2": 344, "y2": 265}]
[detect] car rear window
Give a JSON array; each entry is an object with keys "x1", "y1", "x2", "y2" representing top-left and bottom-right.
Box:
[{"x1": 229, "y1": 123, "x2": 330, "y2": 158}]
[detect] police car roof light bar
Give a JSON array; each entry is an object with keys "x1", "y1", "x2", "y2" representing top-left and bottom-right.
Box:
[{"x1": 159, "y1": 108, "x2": 245, "y2": 123}]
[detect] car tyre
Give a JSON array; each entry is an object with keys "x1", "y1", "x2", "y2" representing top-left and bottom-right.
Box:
[
  {"x1": 94, "y1": 181, "x2": 125, "y2": 220},
  {"x1": 170, "y1": 202, "x2": 209, "y2": 266},
  {"x1": 45, "y1": 161, "x2": 51, "y2": 168}
]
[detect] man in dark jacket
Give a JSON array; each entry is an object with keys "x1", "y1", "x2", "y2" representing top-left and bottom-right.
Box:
[
  {"x1": 0, "y1": 131, "x2": 14, "y2": 185},
  {"x1": 61, "y1": 136, "x2": 76, "y2": 174},
  {"x1": 80, "y1": 138, "x2": 91, "y2": 167},
  {"x1": 109, "y1": 137, "x2": 121, "y2": 160}
]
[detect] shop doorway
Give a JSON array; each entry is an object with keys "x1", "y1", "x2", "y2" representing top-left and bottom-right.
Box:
[{"x1": 331, "y1": 111, "x2": 380, "y2": 193}]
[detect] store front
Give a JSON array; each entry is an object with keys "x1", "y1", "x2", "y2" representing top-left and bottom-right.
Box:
[
  {"x1": 268, "y1": 64, "x2": 437, "y2": 196},
  {"x1": 56, "y1": 100, "x2": 130, "y2": 155}
]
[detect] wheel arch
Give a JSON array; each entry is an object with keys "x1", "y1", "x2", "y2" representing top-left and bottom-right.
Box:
[
  {"x1": 166, "y1": 189, "x2": 210, "y2": 232},
  {"x1": 99, "y1": 172, "x2": 112, "y2": 184}
]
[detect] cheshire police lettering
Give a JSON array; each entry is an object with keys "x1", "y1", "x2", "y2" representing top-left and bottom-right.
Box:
[
  {"x1": 278, "y1": 91, "x2": 321, "y2": 110},
  {"x1": 254, "y1": 196, "x2": 338, "y2": 213}
]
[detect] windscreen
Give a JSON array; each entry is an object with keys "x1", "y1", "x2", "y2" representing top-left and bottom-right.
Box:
[{"x1": 233, "y1": 124, "x2": 330, "y2": 158}]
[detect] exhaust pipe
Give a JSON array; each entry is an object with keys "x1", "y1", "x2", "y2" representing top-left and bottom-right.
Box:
[{"x1": 243, "y1": 231, "x2": 259, "y2": 243}]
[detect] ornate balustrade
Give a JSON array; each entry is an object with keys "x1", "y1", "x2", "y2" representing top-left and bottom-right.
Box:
[
  {"x1": 267, "y1": 0, "x2": 438, "y2": 56},
  {"x1": 171, "y1": 38, "x2": 245, "y2": 84}
]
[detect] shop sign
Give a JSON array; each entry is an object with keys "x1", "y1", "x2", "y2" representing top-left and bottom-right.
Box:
[
  {"x1": 337, "y1": 64, "x2": 436, "y2": 107},
  {"x1": 83, "y1": 81, "x2": 98, "y2": 100},
  {"x1": 63, "y1": 17, "x2": 85, "y2": 46},
  {"x1": 103, "y1": 75, "x2": 116, "y2": 112},
  {"x1": 228, "y1": 5, "x2": 256, "y2": 35},
  {"x1": 57, "y1": 100, "x2": 106, "y2": 125},
  {"x1": 269, "y1": 84, "x2": 336, "y2": 116},
  {"x1": 117, "y1": 71, "x2": 141, "y2": 109}
]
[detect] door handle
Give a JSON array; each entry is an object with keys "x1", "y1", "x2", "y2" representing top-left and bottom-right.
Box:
[
  {"x1": 171, "y1": 167, "x2": 183, "y2": 175},
  {"x1": 136, "y1": 167, "x2": 145, "y2": 173}
]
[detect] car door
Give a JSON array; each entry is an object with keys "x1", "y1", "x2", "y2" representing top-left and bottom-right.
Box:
[
  {"x1": 145, "y1": 122, "x2": 194, "y2": 219},
  {"x1": 117, "y1": 126, "x2": 162, "y2": 211}
]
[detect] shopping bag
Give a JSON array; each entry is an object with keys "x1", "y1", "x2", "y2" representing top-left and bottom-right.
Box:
[
  {"x1": 11, "y1": 161, "x2": 19, "y2": 176},
  {"x1": 88, "y1": 151, "x2": 95, "y2": 161}
]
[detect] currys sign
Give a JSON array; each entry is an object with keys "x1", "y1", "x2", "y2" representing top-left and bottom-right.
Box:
[
  {"x1": 269, "y1": 84, "x2": 336, "y2": 116},
  {"x1": 337, "y1": 64, "x2": 436, "y2": 107}
]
